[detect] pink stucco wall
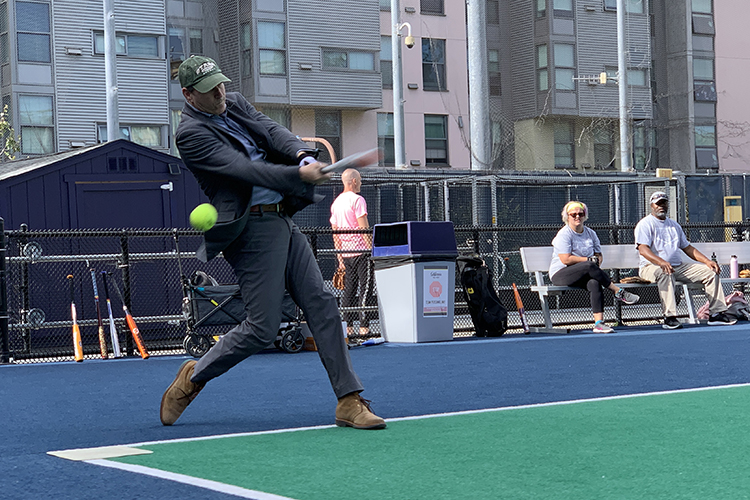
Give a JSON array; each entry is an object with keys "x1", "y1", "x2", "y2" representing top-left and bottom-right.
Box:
[
  {"x1": 379, "y1": 2, "x2": 471, "y2": 169},
  {"x1": 715, "y1": 1, "x2": 750, "y2": 172}
]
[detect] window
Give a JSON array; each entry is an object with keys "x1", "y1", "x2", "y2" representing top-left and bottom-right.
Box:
[
  {"x1": 633, "y1": 124, "x2": 657, "y2": 170},
  {"x1": 425, "y1": 115, "x2": 448, "y2": 165},
  {"x1": 315, "y1": 110, "x2": 341, "y2": 163},
  {"x1": 1, "y1": 2, "x2": 9, "y2": 64},
  {"x1": 554, "y1": 43, "x2": 575, "y2": 90},
  {"x1": 604, "y1": 0, "x2": 643, "y2": 13},
  {"x1": 488, "y1": 49, "x2": 501, "y2": 96},
  {"x1": 322, "y1": 50, "x2": 374, "y2": 71},
  {"x1": 553, "y1": 0, "x2": 573, "y2": 18},
  {"x1": 129, "y1": 36, "x2": 159, "y2": 57},
  {"x1": 94, "y1": 33, "x2": 158, "y2": 57},
  {"x1": 420, "y1": 0, "x2": 444, "y2": 14},
  {"x1": 692, "y1": 0, "x2": 712, "y2": 14},
  {"x1": 695, "y1": 125, "x2": 717, "y2": 169},
  {"x1": 694, "y1": 101, "x2": 715, "y2": 119},
  {"x1": 94, "y1": 33, "x2": 126, "y2": 55},
  {"x1": 169, "y1": 27, "x2": 185, "y2": 79},
  {"x1": 422, "y1": 39, "x2": 446, "y2": 91},
  {"x1": 605, "y1": 66, "x2": 648, "y2": 87},
  {"x1": 692, "y1": 14, "x2": 715, "y2": 34},
  {"x1": 537, "y1": 45, "x2": 548, "y2": 91},
  {"x1": 487, "y1": 0, "x2": 499, "y2": 24},
  {"x1": 98, "y1": 124, "x2": 162, "y2": 147},
  {"x1": 257, "y1": 21, "x2": 286, "y2": 76},
  {"x1": 692, "y1": 34, "x2": 714, "y2": 52},
  {"x1": 379, "y1": 0, "x2": 390, "y2": 10},
  {"x1": 170, "y1": 109, "x2": 182, "y2": 156},
  {"x1": 695, "y1": 147, "x2": 718, "y2": 169},
  {"x1": 16, "y1": 1, "x2": 50, "y2": 63},
  {"x1": 628, "y1": 68, "x2": 647, "y2": 86},
  {"x1": 381, "y1": 36, "x2": 393, "y2": 89},
  {"x1": 241, "y1": 23, "x2": 252, "y2": 77},
  {"x1": 536, "y1": 0, "x2": 546, "y2": 18},
  {"x1": 258, "y1": 107, "x2": 290, "y2": 129},
  {"x1": 554, "y1": 121, "x2": 574, "y2": 169},
  {"x1": 693, "y1": 58, "x2": 714, "y2": 81},
  {"x1": 695, "y1": 125, "x2": 716, "y2": 147},
  {"x1": 19, "y1": 95, "x2": 54, "y2": 154},
  {"x1": 694, "y1": 82, "x2": 716, "y2": 101},
  {"x1": 593, "y1": 126, "x2": 615, "y2": 170},
  {"x1": 189, "y1": 29, "x2": 203, "y2": 55},
  {"x1": 377, "y1": 113, "x2": 394, "y2": 166}
]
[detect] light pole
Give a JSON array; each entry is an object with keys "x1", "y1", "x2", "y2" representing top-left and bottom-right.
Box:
[
  {"x1": 616, "y1": 0, "x2": 630, "y2": 172},
  {"x1": 103, "y1": 0, "x2": 119, "y2": 142},
  {"x1": 391, "y1": 0, "x2": 413, "y2": 169}
]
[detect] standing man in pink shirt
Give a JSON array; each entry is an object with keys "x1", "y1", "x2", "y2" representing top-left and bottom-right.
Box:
[{"x1": 330, "y1": 168, "x2": 376, "y2": 338}]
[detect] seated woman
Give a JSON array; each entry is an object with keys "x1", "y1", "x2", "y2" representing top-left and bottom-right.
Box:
[{"x1": 549, "y1": 201, "x2": 639, "y2": 333}]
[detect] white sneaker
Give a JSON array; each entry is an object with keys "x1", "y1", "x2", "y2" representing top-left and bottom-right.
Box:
[
  {"x1": 593, "y1": 321, "x2": 614, "y2": 333},
  {"x1": 615, "y1": 288, "x2": 640, "y2": 305}
]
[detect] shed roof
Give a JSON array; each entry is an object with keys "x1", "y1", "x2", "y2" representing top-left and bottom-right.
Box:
[{"x1": 0, "y1": 140, "x2": 181, "y2": 182}]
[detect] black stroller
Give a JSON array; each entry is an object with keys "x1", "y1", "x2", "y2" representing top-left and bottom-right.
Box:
[{"x1": 175, "y1": 236, "x2": 305, "y2": 358}]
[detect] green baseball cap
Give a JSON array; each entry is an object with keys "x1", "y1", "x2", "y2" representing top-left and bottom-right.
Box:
[{"x1": 178, "y1": 56, "x2": 231, "y2": 93}]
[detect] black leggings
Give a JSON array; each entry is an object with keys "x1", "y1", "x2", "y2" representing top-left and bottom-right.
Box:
[{"x1": 550, "y1": 261, "x2": 612, "y2": 314}]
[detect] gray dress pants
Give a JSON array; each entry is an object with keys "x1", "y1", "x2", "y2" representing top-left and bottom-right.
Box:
[{"x1": 191, "y1": 210, "x2": 364, "y2": 399}]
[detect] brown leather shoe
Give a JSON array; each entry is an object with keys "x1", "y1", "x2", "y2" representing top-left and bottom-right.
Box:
[
  {"x1": 160, "y1": 360, "x2": 205, "y2": 426},
  {"x1": 335, "y1": 393, "x2": 386, "y2": 430}
]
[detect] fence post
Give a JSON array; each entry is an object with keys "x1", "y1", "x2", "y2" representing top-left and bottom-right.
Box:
[
  {"x1": 0, "y1": 218, "x2": 12, "y2": 364},
  {"x1": 0, "y1": 218, "x2": 8, "y2": 363},
  {"x1": 120, "y1": 231, "x2": 133, "y2": 356}
]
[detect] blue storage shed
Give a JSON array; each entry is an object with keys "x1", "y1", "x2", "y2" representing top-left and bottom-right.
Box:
[{"x1": 0, "y1": 139, "x2": 205, "y2": 230}]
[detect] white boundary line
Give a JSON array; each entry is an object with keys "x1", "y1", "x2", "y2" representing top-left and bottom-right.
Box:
[
  {"x1": 120, "y1": 381, "x2": 750, "y2": 449},
  {"x1": 88, "y1": 459, "x2": 297, "y2": 500},
  {"x1": 81, "y1": 382, "x2": 750, "y2": 499}
]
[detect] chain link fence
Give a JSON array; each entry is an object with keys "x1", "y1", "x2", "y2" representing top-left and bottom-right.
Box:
[{"x1": 3, "y1": 171, "x2": 750, "y2": 363}]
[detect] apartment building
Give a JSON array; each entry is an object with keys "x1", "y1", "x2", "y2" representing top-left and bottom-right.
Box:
[
  {"x1": 0, "y1": 0, "x2": 170, "y2": 155},
  {"x1": 485, "y1": 0, "x2": 653, "y2": 172},
  {"x1": 377, "y1": 0, "x2": 471, "y2": 169},
  {"x1": 1, "y1": 0, "x2": 383, "y2": 162},
  {"x1": 166, "y1": 0, "x2": 382, "y2": 161}
]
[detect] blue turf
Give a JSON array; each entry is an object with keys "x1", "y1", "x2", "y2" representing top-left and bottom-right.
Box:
[{"x1": 3, "y1": 323, "x2": 750, "y2": 499}]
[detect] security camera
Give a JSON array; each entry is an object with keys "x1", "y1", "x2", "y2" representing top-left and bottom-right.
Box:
[{"x1": 404, "y1": 35, "x2": 415, "y2": 49}]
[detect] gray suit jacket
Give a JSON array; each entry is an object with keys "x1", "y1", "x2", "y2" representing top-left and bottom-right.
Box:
[{"x1": 176, "y1": 92, "x2": 322, "y2": 261}]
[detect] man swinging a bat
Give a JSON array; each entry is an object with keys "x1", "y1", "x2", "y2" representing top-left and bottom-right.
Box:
[{"x1": 160, "y1": 55, "x2": 385, "y2": 430}]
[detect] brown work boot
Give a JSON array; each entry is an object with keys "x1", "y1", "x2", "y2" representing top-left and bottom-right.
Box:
[
  {"x1": 335, "y1": 393, "x2": 386, "y2": 430},
  {"x1": 160, "y1": 360, "x2": 205, "y2": 426}
]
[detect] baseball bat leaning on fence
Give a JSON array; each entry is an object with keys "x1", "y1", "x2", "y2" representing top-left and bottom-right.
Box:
[
  {"x1": 89, "y1": 268, "x2": 108, "y2": 359},
  {"x1": 67, "y1": 275, "x2": 84, "y2": 362},
  {"x1": 100, "y1": 272, "x2": 122, "y2": 358},
  {"x1": 512, "y1": 283, "x2": 530, "y2": 334},
  {"x1": 108, "y1": 273, "x2": 149, "y2": 359}
]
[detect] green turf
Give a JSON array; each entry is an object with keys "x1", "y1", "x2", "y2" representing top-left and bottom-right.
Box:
[{"x1": 115, "y1": 386, "x2": 750, "y2": 499}]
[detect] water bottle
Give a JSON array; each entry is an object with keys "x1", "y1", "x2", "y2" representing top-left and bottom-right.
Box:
[{"x1": 730, "y1": 255, "x2": 739, "y2": 279}]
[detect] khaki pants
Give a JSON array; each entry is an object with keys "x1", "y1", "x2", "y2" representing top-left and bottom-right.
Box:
[{"x1": 639, "y1": 262, "x2": 727, "y2": 318}]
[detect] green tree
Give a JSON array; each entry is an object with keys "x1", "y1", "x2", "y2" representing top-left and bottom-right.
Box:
[{"x1": 0, "y1": 105, "x2": 21, "y2": 161}]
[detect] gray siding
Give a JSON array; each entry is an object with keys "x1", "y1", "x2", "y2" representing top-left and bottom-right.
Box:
[
  {"x1": 287, "y1": 0, "x2": 381, "y2": 108},
  {"x1": 52, "y1": 0, "x2": 169, "y2": 149},
  {"x1": 508, "y1": 0, "x2": 537, "y2": 120},
  {"x1": 576, "y1": 0, "x2": 652, "y2": 120}
]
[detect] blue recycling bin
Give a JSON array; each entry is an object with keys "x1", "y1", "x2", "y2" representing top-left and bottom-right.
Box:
[{"x1": 371, "y1": 221, "x2": 458, "y2": 343}]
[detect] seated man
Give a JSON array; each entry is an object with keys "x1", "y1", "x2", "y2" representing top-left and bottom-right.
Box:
[{"x1": 635, "y1": 191, "x2": 736, "y2": 329}]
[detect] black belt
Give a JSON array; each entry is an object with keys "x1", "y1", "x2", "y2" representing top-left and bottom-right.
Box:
[{"x1": 249, "y1": 203, "x2": 283, "y2": 213}]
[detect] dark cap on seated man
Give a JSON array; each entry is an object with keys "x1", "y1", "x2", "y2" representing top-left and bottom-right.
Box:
[{"x1": 178, "y1": 55, "x2": 231, "y2": 92}]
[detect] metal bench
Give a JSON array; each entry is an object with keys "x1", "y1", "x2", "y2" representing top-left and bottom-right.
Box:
[{"x1": 520, "y1": 242, "x2": 750, "y2": 330}]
